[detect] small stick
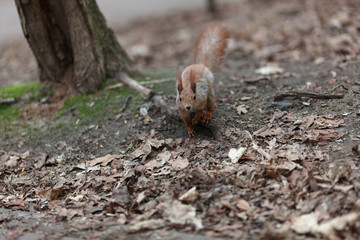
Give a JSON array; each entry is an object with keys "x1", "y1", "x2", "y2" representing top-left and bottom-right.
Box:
[
  {"x1": 0, "y1": 98, "x2": 17, "y2": 104},
  {"x1": 118, "y1": 95, "x2": 132, "y2": 113},
  {"x1": 140, "y1": 78, "x2": 174, "y2": 85},
  {"x1": 274, "y1": 91, "x2": 344, "y2": 101},
  {"x1": 118, "y1": 72, "x2": 152, "y2": 97},
  {"x1": 330, "y1": 84, "x2": 348, "y2": 92},
  {"x1": 123, "y1": 95, "x2": 132, "y2": 109},
  {"x1": 244, "y1": 76, "x2": 271, "y2": 83},
  {"x1": 118, "y1": 72, "x2": 173, "y2": 114},
  {"x1": 245, "y1": 130, "x2": 271, "y2": 160}
]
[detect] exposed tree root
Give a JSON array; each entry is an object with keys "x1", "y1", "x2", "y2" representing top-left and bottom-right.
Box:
[{"x1": 118, "y1": 72, "x2": 174, "y2": 115}]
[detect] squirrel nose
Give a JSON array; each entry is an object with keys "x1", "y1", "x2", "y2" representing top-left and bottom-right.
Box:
[{"x1": 186, "y1": 106, "x2": 191, "y2": 110}]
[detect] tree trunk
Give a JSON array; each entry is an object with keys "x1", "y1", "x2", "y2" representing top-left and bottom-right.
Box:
[
  {"x1": 15, "y1": 0, "x2": 139, "y2": 96},
  {"x1": 207, "y1": 0, "x2": 217, "y2": 14}
]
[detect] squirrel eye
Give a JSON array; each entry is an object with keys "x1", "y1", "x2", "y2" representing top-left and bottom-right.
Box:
[
  {"x1": 179, "y1": 97, "x2": 182, "y2": 101},
  {"x1": 193, "y1": 96, "x2": 196, "y2": 100}
]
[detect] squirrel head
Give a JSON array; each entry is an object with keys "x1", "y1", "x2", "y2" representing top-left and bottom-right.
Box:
[{"x1": 176, "y1": 71, "x2": 196, "y2": 111}]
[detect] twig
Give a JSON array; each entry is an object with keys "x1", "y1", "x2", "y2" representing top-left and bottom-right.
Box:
[
  {"x1": 226, "y1": 76, "x2": 270, "y2": 88},
  {"x1": 118, "y1": 72, "x2": 152, "y2": 97},
  {"x1": 140, "y1": 78, "x2": 174, "y2": 85},
  {"x1": 243, "y1": 76, "x2": 270, "y2": 83},
  {"x1": 123, "y1": 95, "x2": 132, "y2": 109},
  {"x1": 330, "y1": 84, "x2": 348, "y2": 92},
  {"x1": 105, "y1": 83, "x2": 124, "y2": 90},
  {"x1": 117, "y1": 72, "x2": 173, "y2": 114},
  {"x1": 0, "y1": 98, "x2": 17, "y2": 104},
  {"x1": 274, "y1": 91, "x2": 344, "y2": 101},
  {"x1": 245, "y1": 130, "x2": 271, "y2": 160},
  {"x1": 117, "y1": 95, "x2": 132, "y2": 113}
]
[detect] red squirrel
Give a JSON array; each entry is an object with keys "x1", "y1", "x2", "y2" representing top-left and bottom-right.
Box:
[{"x1": 176, "y1": 25, "x2": 230, "y2": 136}]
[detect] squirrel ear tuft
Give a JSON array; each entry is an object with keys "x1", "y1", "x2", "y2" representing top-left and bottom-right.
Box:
[
  {"x1": 176, "y1": 71, "x2": 183, "y2": 92},
  {"x1": 191, "y1": 81, "x2": 196, "y2": 93},
  {"x1": 189, "y1": 68, "x2": 196, "y2": 93}
]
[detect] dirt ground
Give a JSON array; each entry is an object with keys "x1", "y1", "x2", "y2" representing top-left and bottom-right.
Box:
[{"x1": 1, "y1": 0, "x2": 360, "y2": 239}]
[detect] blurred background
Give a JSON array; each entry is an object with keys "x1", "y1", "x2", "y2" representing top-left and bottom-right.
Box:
[
  {"x1": 1, "y1": 0, "x2": 359, "y2": 88},
  {"x1": 0, "y1": 0, "x2": 234, "y2": 88},
  {"x1": 0, "y1": 0, "x2": 234, "y2": 44}
]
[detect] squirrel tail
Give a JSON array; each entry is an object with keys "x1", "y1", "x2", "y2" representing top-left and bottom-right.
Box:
[{"x1": 194, "y1": 25, "x2": 230, "y2": 72}]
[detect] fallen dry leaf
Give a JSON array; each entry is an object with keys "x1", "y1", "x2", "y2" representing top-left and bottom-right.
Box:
[
  {"x1": 5, "y1": 155, "x2": 19, "y2": 168},
  {"x1": 284, "y1": 143, "x2": 306, "y2": 161},
  {"x1": 240, "y1": 96, "x2": 252, "y2": 101},
  {"x1": 89, "y1": 154, "x2": 120, "y2": 167},
  {"x1": 156, "y1": 150, "x2": 171, "y2": 162},
  {"x1": 228, "y1": 147, "x2": 247, "y2": 163},
  {"x1": 314, "y1": 117, "x2": 344, "y2": 129},
  {"x1": 3, "y1": 199, "x2": 27, "y2": 207},
  {"x1": 272, "y1": 160, "x2": 302, "y2": 172},
  {"x1": 19, "y1": 151, "x2": 30, "y2": 159},
  {"x1": 136, "y1": 191, "x2": 146, "y2": 204},
  {"x1": 69, "y1": 195, "x2": 84, "y2": 202},
  {"x1": 143, "y1": 159, "x2": 164, "y2": 171},
  {"x1": 131, "y1": 135, "x2": 165, "y2": 159},
  {"x1": 352, "y1": 144, "x2": 360, "y2": 157},
  {"x1": 131, "y1": 142, "x2": 152, "y2": 159},
  {"x1": 306, "y1": 129, "x2": 346, "y2": 143},
  {"x1": 179, "y1": 187, "x2": 199, "y2": 202},
  {"x1": 236, "y1": 105, "x2": 248, "y2": 115},
  {"x1": 144, "y1": 151, "x2": 171, "y2": 171},
  {"x1": 34, "y1": 152, "x2": 48, "y2": 169},
  {"x1": 291, "y1": 211, "x2": 359, "y2": 236},
  {"x1": 255, "y1": 127, "x2": 283, "y2": 138},
  {"x1": 170, "y1": 157, "x2": 189, "y2": 171},
  {"x1": 255, "y1": 65, "x2": 283, "y2": 75},
  {"x1": 333, "y1": 185, "x2": 353, "y2": 193},
  {"x1": 49, "y1": 182, "x2": 64, "y2": 201},
  {"x1": 159, "y1": 200, "x2": 203, "y2": 230},
  {"x1": 313, "y1": 212, "x2": 359, "y2": 235},
  {"x1": 148, "y1": 137, "x2": 165, "y2": 148},
  {"x1": 291, "y1": 212, "x2": 319, "y2": 234},
  {"x1": 53, "y1": 206, "x2": 83, "y2": 220},
  {"x1": 235, "y1": 199, "x2": 250, "y2": 211},
  {"x1": 127, "y1": 219, "x2": 165, "y2": 233}
]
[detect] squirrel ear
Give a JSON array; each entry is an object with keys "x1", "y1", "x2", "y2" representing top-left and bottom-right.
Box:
[
  {"x1": 191, "y1": 81, "x2": 196, "y2": 93},
  {"x1": 189, "y1": 68, "x2": 196, "y2": 93},
  {"x1": 176, "y1": 71, "x2": 183, "y2": 92}
]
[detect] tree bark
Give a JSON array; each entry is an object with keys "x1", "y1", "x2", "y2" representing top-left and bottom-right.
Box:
[
  {"x1": 15, "y1": 0, "x2": 140, "y2": 96},
  {"x1": 207, "y1": 0, "x2": 217, "y2": 14}
]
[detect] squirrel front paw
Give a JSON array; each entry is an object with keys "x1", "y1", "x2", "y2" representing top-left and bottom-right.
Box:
[
  {"x1": 202, "y1": 111, "x2": 212, "y2": 124},
  {"x1": 192, "y1": 112, "x2": 203, "y2": 125},
  {"x1": 187, "y1": 127, "x2": 195, "y2": 137}
]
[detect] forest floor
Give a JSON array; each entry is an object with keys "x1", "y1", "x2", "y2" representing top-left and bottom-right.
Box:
[{"x1": 1, "y1": 0, "x2": 360, "y2": 239}]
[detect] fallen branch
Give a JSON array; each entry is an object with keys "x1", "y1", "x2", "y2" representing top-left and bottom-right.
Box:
[
  {"x1": 274, "y1": 91, "x2": 344, "y2": 101},
  {"x1": 118, "y1": 72, "x2": 173, "y2": 114},
  {"x1": 118, "y1": 72, "x2": 152, "y2": 97},
  {"x1": 141, "y1": 78, "x2": 174, "y2": 85}
]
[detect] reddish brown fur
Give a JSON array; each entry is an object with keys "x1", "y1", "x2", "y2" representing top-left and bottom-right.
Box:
[
  {"x1": 189, "y1": 68, "x2": 197, "y2": 92},
  {"x1": 194, "y1": 25, "x2": 230, "y2": 72},
  {"x1": 177, "y1": 25, "x2": 229, "y2": 136},
  {"x1": 176, "y1": 71, "x2": 183, "y2": 92}
]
